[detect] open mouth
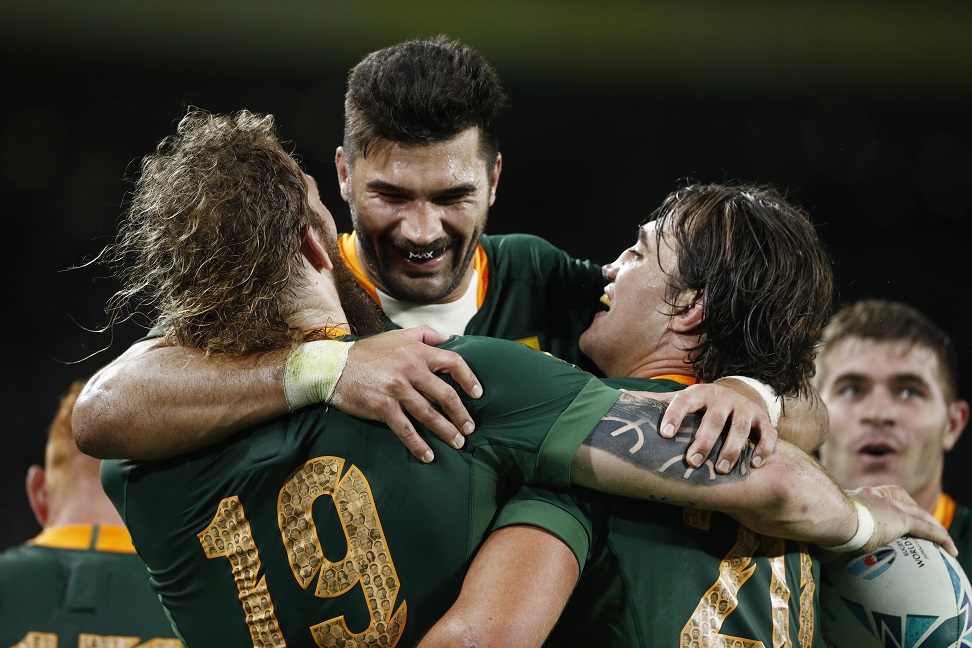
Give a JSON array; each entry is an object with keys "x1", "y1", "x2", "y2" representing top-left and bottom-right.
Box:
[
  {"x1": 599, "y1": 294, "x2": 611, "y2": 309},
  {"x1": 396, "y1": 247, "x2": 447, "y2": 265},
  {"x1": 858, "y1": 442, "x2": 895, "y2": 457}
]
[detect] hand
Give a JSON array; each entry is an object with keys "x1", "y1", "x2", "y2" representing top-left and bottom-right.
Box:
[
  {"x1": 850, "y1": 485, "x2": 957, "y2": 556},
  {"x1": 643, "y1": 382, "x2": 777, "y2": 473},
  {"x1": 329, "y1": 327, "x2": 483, "y2": 463}
]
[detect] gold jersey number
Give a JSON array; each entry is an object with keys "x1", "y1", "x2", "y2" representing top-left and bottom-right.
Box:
[
  {"x1": 681, "y1": 526, "x2": 815, "y2": 648},
  {"x1": 197, "y1": 457, "x2": 406, "y2": 648}
]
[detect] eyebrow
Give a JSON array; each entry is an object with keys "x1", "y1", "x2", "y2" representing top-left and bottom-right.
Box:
[
  {"x1": 832, "y1": 371, "x2": 931, "y2": 387},
  {"x1": 364, "y1": 180, "x2": 479, "y2": 198}
]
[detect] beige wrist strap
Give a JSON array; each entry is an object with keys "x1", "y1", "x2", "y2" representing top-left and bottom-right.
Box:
[{"x1": 283, "y1": 340, "x2": 354, "y2": 411}]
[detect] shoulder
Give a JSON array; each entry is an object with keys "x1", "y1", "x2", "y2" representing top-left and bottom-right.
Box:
[
  {"x1": 444, "y1": 335, "x2": 579, "y2": 375},
  {"x1": 481, "y1": 234, "x2": 603, "y2": 288}
]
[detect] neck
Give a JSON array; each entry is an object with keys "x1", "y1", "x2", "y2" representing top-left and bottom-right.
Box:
[
  {"x1": 608, "y1": 333, "x2": 696, "y2": 381},
  {"x1": 913, "y1": 476, "x2": 945, "y2": 515},
  {"x1": 288, "y1": 262, "x2": 352, "y2": 333}
]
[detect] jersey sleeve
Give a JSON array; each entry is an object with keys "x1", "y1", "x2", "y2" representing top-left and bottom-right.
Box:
[
  {"x1": 490, "y1": 485, "x2": 602, "y2": 571},
  {"x1": 443, "y1": 335, "x2": 621, "y2": 488}
]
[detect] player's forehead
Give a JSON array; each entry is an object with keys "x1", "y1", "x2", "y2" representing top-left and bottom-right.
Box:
[{"x1": 821, "y1": 337, "x2": 943, "y2": 384}]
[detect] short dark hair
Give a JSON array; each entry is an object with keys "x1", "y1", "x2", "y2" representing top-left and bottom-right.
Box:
[
  {"x1": 818, "y1": 299, "x2": 960, "y2": 401},
  {"x1": 343, "y1": 35, "x2": 506, "y2": 165},
  {"x1": 649, "y1": 183, "x2": 833, "y2": 397}
]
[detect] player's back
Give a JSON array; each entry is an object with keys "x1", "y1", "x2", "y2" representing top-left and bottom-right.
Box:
[
  {"x1": 102, "y1": 335, "x2": 619, "y2": 646},
  {"x1": 103, "y1": 408, "x2": 497, "y2": 647},
  {"x1": 0, "y1": 526, "x2": 181, "y2": 647}
]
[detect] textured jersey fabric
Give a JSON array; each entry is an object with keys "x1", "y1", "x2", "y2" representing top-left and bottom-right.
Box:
[
  {"x1": 547, "y1": 377, "x2": 824, "y2": 648},
  {"x1": 102, "y1": 335, "x2": 621, "y2": 647},
  {"x1": 0, "y1": 524, "x2": 181, "y2": 648}
]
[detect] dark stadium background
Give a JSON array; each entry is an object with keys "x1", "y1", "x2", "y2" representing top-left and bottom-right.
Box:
[{"x1": 2, "y1": 1, "x2": 970, "y2": 549}]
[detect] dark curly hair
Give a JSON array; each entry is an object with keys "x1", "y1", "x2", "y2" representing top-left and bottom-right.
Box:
[
  {"x1": 343, "y1": 35, "x2": 507, "y2": 166},
  {"x1": 649, "y1": 183, "x2": 834, "y2": 397}
]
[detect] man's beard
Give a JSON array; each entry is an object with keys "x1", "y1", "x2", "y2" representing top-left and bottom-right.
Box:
[
  {"x1": 324, "y1": 234, "x2": 389, "y2": 336},
  {"x1": 350, "y1": 198, "x2": 486, "y2": 304}
]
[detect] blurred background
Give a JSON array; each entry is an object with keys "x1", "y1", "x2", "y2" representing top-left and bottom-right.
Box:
[{"x1": 2, "y1": 1, "x2": 970, "y2": 549}]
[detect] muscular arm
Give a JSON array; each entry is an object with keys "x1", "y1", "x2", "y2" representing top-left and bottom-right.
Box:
[
  {"x1": 74, "y1": 339, "x2": 289, "y2": 460},
  {"x1": 571, "y1": 392, "x2": 955, "y2": 553},
  {"x1": 417, "y1": 526, "x2": 577, "y2": 648},
  {"x1": 74, "y1": 327, "x2": 483, "y2": 461}
]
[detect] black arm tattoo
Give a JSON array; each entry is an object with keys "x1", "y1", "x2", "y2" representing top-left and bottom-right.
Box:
[{"x1": 581, "y1": 392, "x2": 754, "y2": 493}]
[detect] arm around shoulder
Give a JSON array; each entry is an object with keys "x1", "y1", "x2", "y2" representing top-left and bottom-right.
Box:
[{"x1": 73, "y1": 339, "x2": 290, "y2": 460}]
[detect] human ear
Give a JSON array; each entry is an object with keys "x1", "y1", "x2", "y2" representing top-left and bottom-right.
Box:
[
  {"x1": 335, "y1": 147, "x2": 351, "y2": 202},
  {"x1": 25, "y1": 465, "x2": 49, "y2": 527},
  {"x1": 671, "y1": 291, "x2": 704, "y2": 333},
  {"x1": 488, "y1": 153, "x2": 502, "y2": 206},
  {"x1": 301, "y1": 226, "x2": 333, "y2": 272},
  {"x1": 943, "y1": 399, "x2": 970, "y2": 452}
]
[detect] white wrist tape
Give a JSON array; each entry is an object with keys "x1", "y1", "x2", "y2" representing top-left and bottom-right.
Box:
[
  {"x1": 823, "y1": 500, "x2": 876, "y2": 553},
  {"x1": 721, "y1": 375, "x2": 782, "y2": 427},
  {"x1": 283, "y1": 340, "x2": 354, "y2": 411}
]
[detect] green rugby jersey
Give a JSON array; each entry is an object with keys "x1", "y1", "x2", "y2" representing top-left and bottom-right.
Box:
[
  {"x1": 944, "y1": 495, "x2": 972, "y2": 578},
  {"x1": 0, "y1": 524, "x2": 181, "y2": 648},
  {"x1": 102, "y1": 336, "x2": 621, "y2": 647},
  {"x1": 340, "y1": 232, "x2": 605, "y2": 368},
  {"x1": 467, "y1": 234, "x2": 604, "y2": 367},
  {"x1": 548, "y1": 377, "x2": 823, "y2": 648}
]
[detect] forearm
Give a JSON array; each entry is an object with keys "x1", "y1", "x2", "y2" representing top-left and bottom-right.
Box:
[
  {"x1": 73, "y1": 340, "x2": 289, "y2": 459},
  {"x1": 568, "y1": 393, "x2": 856, "y2": 546}
]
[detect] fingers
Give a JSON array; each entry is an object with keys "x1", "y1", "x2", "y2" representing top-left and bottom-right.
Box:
[
  {"x1": 658, "y1": 384, "x2": 772, "y2": 473},
  {"x1": 331, "y1": 327, "x2": 483, "y2": 464},
  {"x1": 749, "y1": 424, "x2": 778, "y2": 469},
  {"x1": 422, "y1": 344, "x2": 484, "y2": 401},
  {"x1": 381, "y1": 407, "x2": 436, "y2": 464},
  {"x1": 853, "y1": 487, "x2": 957, "y2": 556},
  {"x1": 403, "y1": 324, "x2": 452, "y2": 346}
]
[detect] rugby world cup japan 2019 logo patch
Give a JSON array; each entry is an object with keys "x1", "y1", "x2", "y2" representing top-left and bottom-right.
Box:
[{"x1": 846, "y1": 547, "x2": 897, "y2": 580}]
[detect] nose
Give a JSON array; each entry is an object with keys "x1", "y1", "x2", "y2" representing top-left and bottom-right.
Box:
[
  {"x1": 399, "y1": 201, "x2": 445, "y2": 247},
  {"x1": 602, "y1": 259, "x2": 620, "y2": 281},
  {"x1": 859, "y1": 389, "x2": 896, "y2": 427}
]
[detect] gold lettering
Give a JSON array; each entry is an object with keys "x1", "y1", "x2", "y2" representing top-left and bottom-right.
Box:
[
  {"x1": 10, "y1": 634, "x2": 181, "y2": 648},
  {"x1": 797, "y1": 543, "x2": 815, "y2": 648},
  {"x1": 10, "y1": 632, "x2": 57, "y2": 648},
  {"x1": 278, "y1": 458, "x2": 406, "y2": 647},
  {"x1": 199, "y1": 496, "x2": 286, "y2": 647},
  {"x1": 680, "y1": 528, "x2": 816, "y2": 648},
  {"x1": 760, "y1": 537, "x2": 791, "y2": 648}
]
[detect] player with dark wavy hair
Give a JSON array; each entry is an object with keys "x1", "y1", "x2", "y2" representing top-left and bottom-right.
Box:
[
  {"x1": 644, "y1": 184, "x2": 832, "y2": 396},
  {"x1": 816, "y1": 300, "x2": 971, "y2": 572},
  {"x1": 99, "y1": 109, "x2": 950, "y2": 647}
]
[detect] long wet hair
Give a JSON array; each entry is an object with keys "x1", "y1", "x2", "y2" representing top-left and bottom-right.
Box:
[{"x1": 650, "y1": 183, "x2": 834, "y2": 396}]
